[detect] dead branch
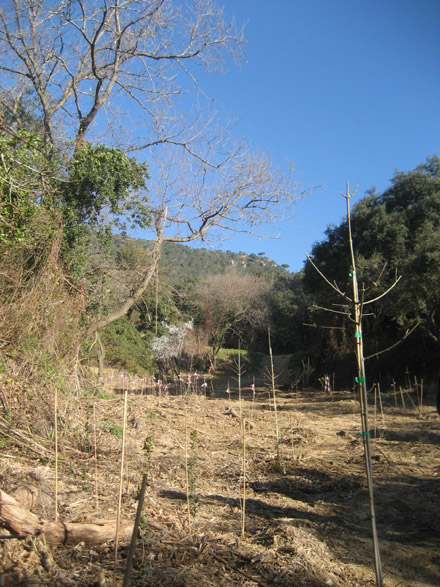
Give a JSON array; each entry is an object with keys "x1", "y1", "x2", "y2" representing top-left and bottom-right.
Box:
[{"x1": 0, "y1": 489, "x2": 133, "y2": 546}]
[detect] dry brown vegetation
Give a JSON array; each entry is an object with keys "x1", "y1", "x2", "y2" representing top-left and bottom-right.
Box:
[{"x1": 0, "y1": 362, "x2": 439, "y2": 586}]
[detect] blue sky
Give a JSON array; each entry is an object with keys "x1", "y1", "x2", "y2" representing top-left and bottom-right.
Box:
[{"x1": 192, "y1": 0, "x2": 440, "y2": 272}]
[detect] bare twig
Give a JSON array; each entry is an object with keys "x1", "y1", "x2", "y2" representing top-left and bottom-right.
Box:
[
  {"x1": 364, "y1": 322, "x2": 419, "y2": 360},
  {"x1": 305, "y1": 254, "x2": 351, "y2": 302},
  {"x1": 113, "y1": 388, "x2": 129, "y2": 587}
]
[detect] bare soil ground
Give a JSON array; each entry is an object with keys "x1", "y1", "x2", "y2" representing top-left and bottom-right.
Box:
[{"x1": 1, "y1": 366, "x2": 439, "y2": 586}]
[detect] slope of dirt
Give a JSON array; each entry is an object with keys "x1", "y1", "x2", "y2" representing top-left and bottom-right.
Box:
[{"x1": 1, "y1": 378, "x2": 439, "y2": 586}]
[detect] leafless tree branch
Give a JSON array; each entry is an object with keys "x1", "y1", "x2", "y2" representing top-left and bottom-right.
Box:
[
  {"x1": 305, "y1": 254, "x2": 352, "y2": 302},
  {"x1": 364, "y1": 322, "x2": 420, "y2": 361}
]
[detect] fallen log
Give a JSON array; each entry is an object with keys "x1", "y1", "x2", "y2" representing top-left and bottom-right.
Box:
[{"x1": 0, "y1": 489, "x2": 133, "y2": 545}]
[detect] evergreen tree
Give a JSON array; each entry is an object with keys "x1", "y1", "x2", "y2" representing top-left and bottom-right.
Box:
[{"x1": 303, "y1": 156, "x2": 440, "y2": 382}]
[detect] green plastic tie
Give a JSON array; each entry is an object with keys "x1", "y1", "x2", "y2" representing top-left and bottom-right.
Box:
[
  {"x1": 355, "y1": 377, "x2": 366, "y2": 383},
  {"x1": 349, "y1": 272, "x2": 356, "y2": 277},
  {"x1": 355, "y1": 332, "x2": 362, "y2": 338},
  {"x1": 360, "y1": 431, "x2": 370, "y2": 436}
]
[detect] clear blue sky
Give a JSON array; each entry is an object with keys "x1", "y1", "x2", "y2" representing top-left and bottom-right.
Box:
[{"x1": 193, "y1": 0, "x2": 440, "y2": 272}]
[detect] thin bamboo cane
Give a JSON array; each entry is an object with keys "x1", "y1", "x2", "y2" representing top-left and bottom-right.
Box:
[
  {"x1": 184, "y1": 414, "x2": 191, "y2": 531},
  {"x1": 238, "y1": 342, "x2": 242, "y2": 421},
  {"x1": 268, "y1": 329, "x2": 280, "y2": 462},
  {"x1": 54, "y1": 387, "x2": 58, "y2": 521},
  {"x1": 377, "y1": 384, "x2": 385, "y2": 433},
  {"x1": 113, "y1": 387, "x2": 128, "y2": 587},
  {"x1": 251, "y1": 376, "x2": 255, "y2": 422},
  {"x1": 399, "y1": 385, "x2": 405, "y2": 408},
  {"x1": 94, "y1": 404, "x2": 99, "y2": 512},
  {"x1": 373, "y1": 385, "x2": 377, "y2": 439},
  {"x1": 402, "y1": 386, "x2": 417, "y2": 409},
  {"x1": 241, "y1": 417, "x2": 246, "y2": 540}
]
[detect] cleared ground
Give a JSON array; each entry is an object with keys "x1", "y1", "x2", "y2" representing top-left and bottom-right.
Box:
[{"x1": 1, "y1": 374, "x2": 439, "y2": 586}]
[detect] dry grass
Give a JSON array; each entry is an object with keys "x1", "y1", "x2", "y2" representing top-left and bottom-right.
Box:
[{"x1": 0, "y1": 378, "x2": 439, "y2": 586}]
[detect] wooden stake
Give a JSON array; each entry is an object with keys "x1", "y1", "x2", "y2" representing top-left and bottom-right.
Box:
[
  {"x1": 184, "y1": 414, "x2": 191, "y2": 531},
  {"x1": 373, "y1": 385, "x2": 377, "y2": 439},
  {"x1": 377, "y1": 384, "x2": 385, "y2": 433},
  {"x1": 241, "y1": 417, "x2": 246, "y2": 540},
  {"x1": 113, "y1": 388, "x2": 128, "y2": 587},
  {"x1": 94, "y1": 404, "x2": 99, "y2": 512},
  {"x1": 399, "y1": 385, "x2": 405, "y2": 408},
  {"x1": 54, "y1": 388, "x2": 58, "y2": 521}
]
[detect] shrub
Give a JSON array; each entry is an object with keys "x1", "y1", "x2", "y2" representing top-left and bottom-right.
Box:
[{"x1": 100, "y1": 318, "x2": 153, "y2": 373}]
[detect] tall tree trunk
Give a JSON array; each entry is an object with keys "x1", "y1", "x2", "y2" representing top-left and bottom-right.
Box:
[{"x1": 86, "y1": 212, "x2": 166, "y2": 338}]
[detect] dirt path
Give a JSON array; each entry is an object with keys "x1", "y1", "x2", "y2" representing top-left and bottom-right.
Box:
[{"x1": 1, "y1": 383, "x2": 439, "y2": 586}]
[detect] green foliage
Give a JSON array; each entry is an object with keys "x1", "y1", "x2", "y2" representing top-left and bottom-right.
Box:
[
  {"x1": 264, "y1": 272, "x2": 310, "y2": 354},
  {"x1": 0, "y1": 120, "x2": 152, "y2": 283},
  {"x1": 97, "y1": 391, "x2": 114, "y2": 400},
  {"x1": 215, "y1": 347, "x2": 262, "y2": 368},
  {"x1": 63, "y1": 143, "x2": 150, "y2": 247},
  {"x1": 0, "y1": 128, "x2": 56, "y2": 251},
  {"x1": 99, "y1": 318, "x2": 153, "y2": 373},
  {"x1": 158, "y1": 241, "x2": 291, "y2": 282},
  {"x1": 303, "y1": 156, "x2": 440, "y2": 382},
  {"x1": 103, "y1": 421, "x2": 123, "y2": 439}
]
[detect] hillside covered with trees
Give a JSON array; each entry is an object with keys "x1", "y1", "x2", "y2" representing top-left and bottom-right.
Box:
[{"x1": 96, "y1": 156, "x2": 440, "y2": 389}]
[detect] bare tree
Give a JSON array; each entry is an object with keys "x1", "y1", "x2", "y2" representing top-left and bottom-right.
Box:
[
  {"x1": 0, "y1": 0, "x2": 300, "y2": 336},
  {"x1": 0, "y1": 0, "x2": 244, "y2": 145},
  {"x1": 195, "y1": 268, "x2": 270, "y2": 361}
]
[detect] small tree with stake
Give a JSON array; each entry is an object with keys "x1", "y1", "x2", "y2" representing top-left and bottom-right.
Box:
[{"x1": 307, "y1": 183, "x2": 409, "y2": 587}]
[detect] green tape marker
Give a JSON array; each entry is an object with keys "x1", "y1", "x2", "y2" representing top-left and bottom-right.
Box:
[
  {"x1": 355, "y1": 377, "x2": 366, "y2": 383},
  {"x1": 355, "y1": 332, "x2": 362, "y2": 338},
  {"x1": 360, "y1": 431, "x2": 370, "y2": 436},
  {"x1": 349, "y1": 272, "x2": 356, "y2": 277}
]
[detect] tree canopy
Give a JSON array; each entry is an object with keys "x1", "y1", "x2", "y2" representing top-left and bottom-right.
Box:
[
  {"x1": 303, "y1": 156, "x2": 440, "y2": 382},
  {"x1": 0, "y1": 0, "x2": 298, "y2": 350}
]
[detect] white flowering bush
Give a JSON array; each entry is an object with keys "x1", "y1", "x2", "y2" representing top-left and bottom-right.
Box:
[{"x1": 151, "y1": 321, "x2": 193, "y2": 365}]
